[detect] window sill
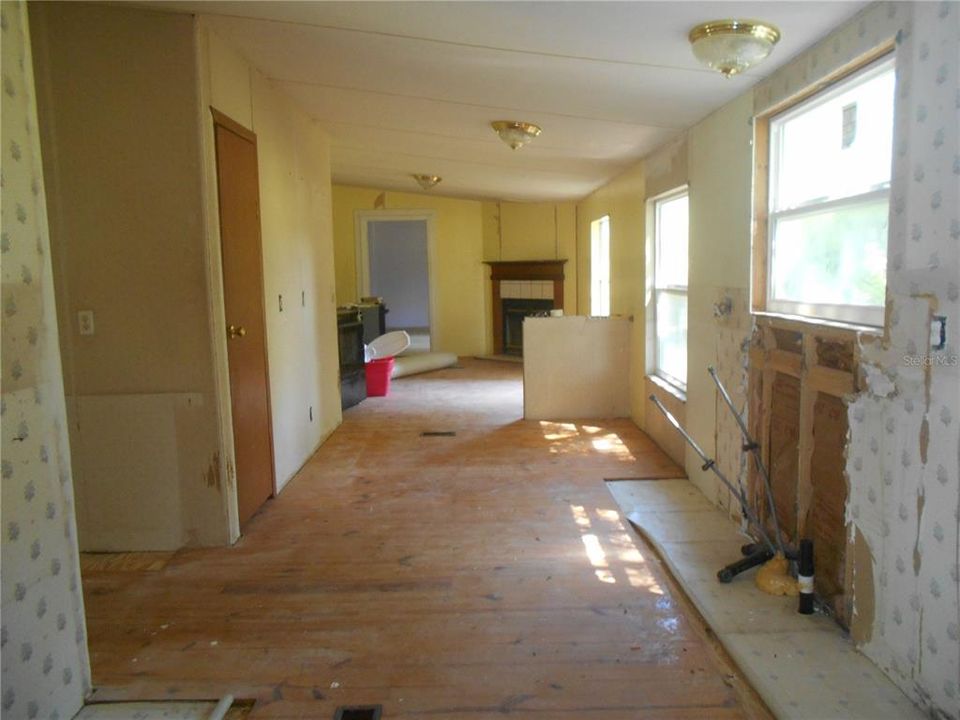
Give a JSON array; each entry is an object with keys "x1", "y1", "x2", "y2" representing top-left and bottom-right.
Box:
[
  {"x1": 648, "y1": 374, "x2": 687, "y2": 403},
  {"x1": 751, "y1": 310, "x2": 883, "y2": 337}
]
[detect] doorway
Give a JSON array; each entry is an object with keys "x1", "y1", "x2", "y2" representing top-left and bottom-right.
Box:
[
  {"x1": 355, "y1": 212, "x2": 436, "y2": 351},
  {"x1": 212, "y1": 110, "x2": 276, "y2": 526}
]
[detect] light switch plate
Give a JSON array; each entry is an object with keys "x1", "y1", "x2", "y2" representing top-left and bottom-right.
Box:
[{"x1": 78, "y1": 310, "x2": 95, "y2": 336}]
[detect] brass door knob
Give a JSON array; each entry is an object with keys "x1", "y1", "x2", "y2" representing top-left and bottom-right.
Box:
[{"x1": 227, "y1": 324, "x2": 247, "y2": 339}]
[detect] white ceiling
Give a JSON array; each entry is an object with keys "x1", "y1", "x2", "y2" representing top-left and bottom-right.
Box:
[{"x1": 148, "y1": 1, "x2": 868, "y2": 201}]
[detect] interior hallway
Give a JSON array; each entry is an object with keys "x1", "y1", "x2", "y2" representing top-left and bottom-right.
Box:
[{"x1": 80, "y1": 360, "x2": 769, "y2": 719}]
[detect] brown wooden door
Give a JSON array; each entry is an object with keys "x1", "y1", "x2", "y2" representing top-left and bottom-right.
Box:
[{"x1": 212, "y1": 110, "x2": 275, "y2": 526}]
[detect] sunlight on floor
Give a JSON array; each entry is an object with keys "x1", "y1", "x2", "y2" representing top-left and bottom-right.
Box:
[
  {"x1": 540, "y1": 421, "x2": 636, "y2": 461},
  {"x1": 568, "y1": 503, "x2": 663, "y2": 592}
]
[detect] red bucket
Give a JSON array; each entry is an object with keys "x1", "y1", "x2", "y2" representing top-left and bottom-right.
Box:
[{"x1": 365, "y1": 357, "x2": 395, "y2": 397}]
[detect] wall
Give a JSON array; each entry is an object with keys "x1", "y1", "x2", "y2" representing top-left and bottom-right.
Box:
[
  {"x1": 1, "y1": 1, "x2": 91, "y2": 715},
  {"x1": 523, "y1": 317, "x2": 631, "y2": 420},
  {"x1": 332, "y1": 185, "x2": 488, "y2": 356},
  {"x1": 574, "y1": 164, "x2": 647, "y2": 433},
  {"x1": 684, "y1": 96, "x2": 755, "y2": 516},
  {"x1": 831, "y1": 3, "x2": 958, "y2": 716},
  {"x1": 368, "y1": 220, "x2": 430, "y2": 329},
  {"x1": 30, "y1": 2, "x2": 229, "y2": 549},
  {"x1": 199, "y1": 25, "x2": 343, "y2": 492}
]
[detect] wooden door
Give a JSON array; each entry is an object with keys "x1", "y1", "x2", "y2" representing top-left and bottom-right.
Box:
[{"x1": 212, "y1": 110, "x2": 275, "y2": 526}]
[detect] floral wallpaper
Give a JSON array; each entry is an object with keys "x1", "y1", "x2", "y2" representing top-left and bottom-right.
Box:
[
  {"x1": 1, "y1": 1, "x2": 91, "y2": 718},
  {"x1": 760, "y1": 3, "x2": 960, "y2": 718}
]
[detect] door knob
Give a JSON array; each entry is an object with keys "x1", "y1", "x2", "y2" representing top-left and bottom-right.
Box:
[{"x1": 227, "y1": 324, "x2": 247, "y2": 339}]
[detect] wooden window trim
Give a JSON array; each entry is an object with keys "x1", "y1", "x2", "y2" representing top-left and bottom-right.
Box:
[{"x1": 750, "y1": 42, "x2": 896, "y2": 322}]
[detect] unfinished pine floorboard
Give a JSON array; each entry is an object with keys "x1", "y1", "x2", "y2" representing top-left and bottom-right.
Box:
[{"x1": 81, "y1": 359, "x2": 770, "y2": 719}]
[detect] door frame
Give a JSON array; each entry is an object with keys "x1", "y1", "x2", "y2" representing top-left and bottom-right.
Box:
[
  {"x1": 354, "y1": 209, "x2": 438, "y2": 347},
  {"x1": 210, "y1": 108, "x2": 278, "y2": 516}
]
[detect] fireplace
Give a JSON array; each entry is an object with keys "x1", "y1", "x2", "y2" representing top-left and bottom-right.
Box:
[
  {"x1": 503, "y1": 298, "x2": 553, "y2": 355},
  {"x1": 485, "y1": 260, "x2": 566, "y2": 355}
]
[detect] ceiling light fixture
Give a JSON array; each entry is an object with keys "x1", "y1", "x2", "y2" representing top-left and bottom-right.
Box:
[
  {"x1": 688, "y1": 20, "x2": 781, "y2": 78},
  {"x1": 412, "y1": 174, "x2": 441, "y2": 190},
  {"x1": 491, "y1": 121, "x2": 542, "y2": 150}
]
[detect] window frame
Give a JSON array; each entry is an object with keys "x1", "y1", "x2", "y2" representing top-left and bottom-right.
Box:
[
  {"x1": 590, "y1": 215, "x2": 611, "y2": 317},
  {"x1": 751, "y1": 46, "x2": 895, "y2": 331},
  {"x1": 650, "y1": 187, "x2": 689, "y2": 393}
]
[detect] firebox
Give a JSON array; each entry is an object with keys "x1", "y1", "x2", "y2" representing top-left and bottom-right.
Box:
[{"x1": 502, "y1": 298, "x2": 553, "y2": 356}]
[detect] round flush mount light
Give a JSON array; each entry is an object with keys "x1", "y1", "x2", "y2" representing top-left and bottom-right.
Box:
[
  {"x1": 491, "y1": 120, "x2": 542, "y2": 150},
  {"x1": 412, "y1": 174, "x2": 441, "y2": 190},
  {"x1": 689, "y1": 20, "x2": 781, "y2": 78}
]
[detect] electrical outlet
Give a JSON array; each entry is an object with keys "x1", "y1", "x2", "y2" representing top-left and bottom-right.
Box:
[
  {"x1": 78, "y1": 310, "x2": 95, "y2": 336},
  {"x1": 931, "y1": 315, "x2": 947, "y2": 351}
]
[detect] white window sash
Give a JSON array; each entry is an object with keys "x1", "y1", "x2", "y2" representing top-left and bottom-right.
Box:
[
  {"x1": 653, "y1": 287, "x2": 687, "y2": 391},
  {"x1": 766, "y1": 188, "x2": 889, "y2": 327}
]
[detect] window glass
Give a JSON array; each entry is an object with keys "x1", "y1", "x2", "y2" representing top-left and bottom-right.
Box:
[
  {"x1": 653, "y1": 189, "x2": 688, "y2": 389},
  {"x1": 766, "y1": 55, "x2": 894, "y2": 326},
  {"x1": 591, "y1": 216, "x2": 610, "y2": 316}
]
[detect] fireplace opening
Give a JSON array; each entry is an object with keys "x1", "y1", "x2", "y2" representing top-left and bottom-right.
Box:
[{"x1": 503, "y1": 298, "x2": 553, "y2": 356}]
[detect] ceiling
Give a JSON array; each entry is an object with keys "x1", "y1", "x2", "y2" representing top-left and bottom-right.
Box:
[{"x1": 148, "y1": 1, "x2": 868, "y2": 202}]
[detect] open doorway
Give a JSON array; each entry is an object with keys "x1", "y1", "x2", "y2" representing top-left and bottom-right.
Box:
[{"x1": 355, "y1": 212, "x2": 436, "y2": 352}]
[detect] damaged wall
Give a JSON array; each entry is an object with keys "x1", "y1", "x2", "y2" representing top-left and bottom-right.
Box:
[
  {"x1": 841, "y1": 3, "x2": 959, "y2": 715},
  {"x1": 1, "y1": 1, "x2": 91, "y2": 715}
]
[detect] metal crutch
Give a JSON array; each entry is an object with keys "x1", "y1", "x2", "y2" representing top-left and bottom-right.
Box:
[
  {"x1": 707, "y1": 366, "x2": 788, "y2": 558},
  {"x1": 648, "y1": 394, "x2": 777, "y2": 558}
]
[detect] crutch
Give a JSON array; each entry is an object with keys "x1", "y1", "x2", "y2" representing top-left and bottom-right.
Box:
[
  {"x1": 649, "y1": 394, "x2": 778, "y2": 562},
  {"x1": 708, "y1": 366, "x2": 788, "y2": 558}
]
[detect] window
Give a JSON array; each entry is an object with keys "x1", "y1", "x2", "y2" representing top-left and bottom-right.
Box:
[
  {"x1": 765, "y1": 55, "x2": 895, "y2": 327},
  {"x1": 590, "y1": 215, "x2": 610, "y2": 316},
  {"x1": 653, "y1": 190, "x2": 689, "y2": 389}
]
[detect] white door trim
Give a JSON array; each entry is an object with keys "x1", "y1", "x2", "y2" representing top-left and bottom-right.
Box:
[{"x1": 354, "y1": 209, "x2": 438, "y2": 349}]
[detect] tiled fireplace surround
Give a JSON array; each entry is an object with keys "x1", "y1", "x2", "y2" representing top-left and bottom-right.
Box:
[{"x1": 486, "y1": 260, "x2": 566, "y2": 355}]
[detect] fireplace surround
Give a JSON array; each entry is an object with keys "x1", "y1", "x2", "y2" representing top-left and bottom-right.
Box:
[{"x1": 485, "y1": 260, "x2": 566, "y2": 355}]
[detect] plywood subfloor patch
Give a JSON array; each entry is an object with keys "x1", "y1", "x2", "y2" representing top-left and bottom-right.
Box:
[
  {"x1": 608, "y1": 478, "x2": 924, "y2": 720},
  {"x1": 80, "y1": 552, "x2": 174, "y2": 573}
]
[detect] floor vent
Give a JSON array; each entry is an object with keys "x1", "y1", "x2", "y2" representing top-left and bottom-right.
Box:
[
  {"x1": 421, "y1": 431, "x2": 456, "y2": 437},
  {"x1": 333, "y1": 706, "x2": 382, "y2": 720}
]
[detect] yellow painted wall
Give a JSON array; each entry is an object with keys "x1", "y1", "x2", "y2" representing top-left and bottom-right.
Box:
[
  {"x1": 331, "y1": 185, "x2": 488, "y2": 357},
  {"x1": 684, "y1": 95, "x2": 754, "y2": 499},
  {"x1": 575, "y1": 162, "x2": 647, "y2": 421},
  {"x1": 480, "y1": 200, "x2": 579, "y2": 324},
  {"x1": 200, "y1": 25, "x2": 342, "y2": 492}
]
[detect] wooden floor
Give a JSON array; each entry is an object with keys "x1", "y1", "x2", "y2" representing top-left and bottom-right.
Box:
[{"x1": 82, "y1": 359, "x2": 770, "y2": 719}]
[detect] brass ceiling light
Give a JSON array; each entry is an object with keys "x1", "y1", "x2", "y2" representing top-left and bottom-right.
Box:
[
  {"x1": 491, "y1": 120, "x2": 542, "y2": 150},
  {"x1": 688, "y1": 20, "x2": 781, "y2": 78},
  {"x1": 412, "y1": 174, "x2": 441, "y2": 190}
]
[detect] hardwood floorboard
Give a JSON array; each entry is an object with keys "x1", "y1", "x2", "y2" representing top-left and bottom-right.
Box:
[{"x1": 82, "y1": 359, "x2": 770, "y2": 719}]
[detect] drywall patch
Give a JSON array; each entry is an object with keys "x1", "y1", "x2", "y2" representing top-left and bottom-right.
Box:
[{"x1": 851, "y1": 527, "x2": 875, "y2": 645}]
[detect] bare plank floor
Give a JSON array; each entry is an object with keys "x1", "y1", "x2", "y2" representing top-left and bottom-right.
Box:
[{"x1": 81, "y1": 359, "x2": 770, "y2": 719}]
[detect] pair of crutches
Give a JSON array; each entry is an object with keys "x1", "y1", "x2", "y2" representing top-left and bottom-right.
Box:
[{"x1": 649, "y1": 366, "x2": 790, "y2": 582}]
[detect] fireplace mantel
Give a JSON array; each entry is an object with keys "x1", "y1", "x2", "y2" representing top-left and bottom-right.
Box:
[{"x1": 486, "y1": 260, "x2": 567, "y2": 354}]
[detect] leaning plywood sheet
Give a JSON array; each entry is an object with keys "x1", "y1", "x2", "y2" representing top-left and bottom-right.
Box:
[{"x1": 523, "y1": 316, "x2": 630, "y2": 419}]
